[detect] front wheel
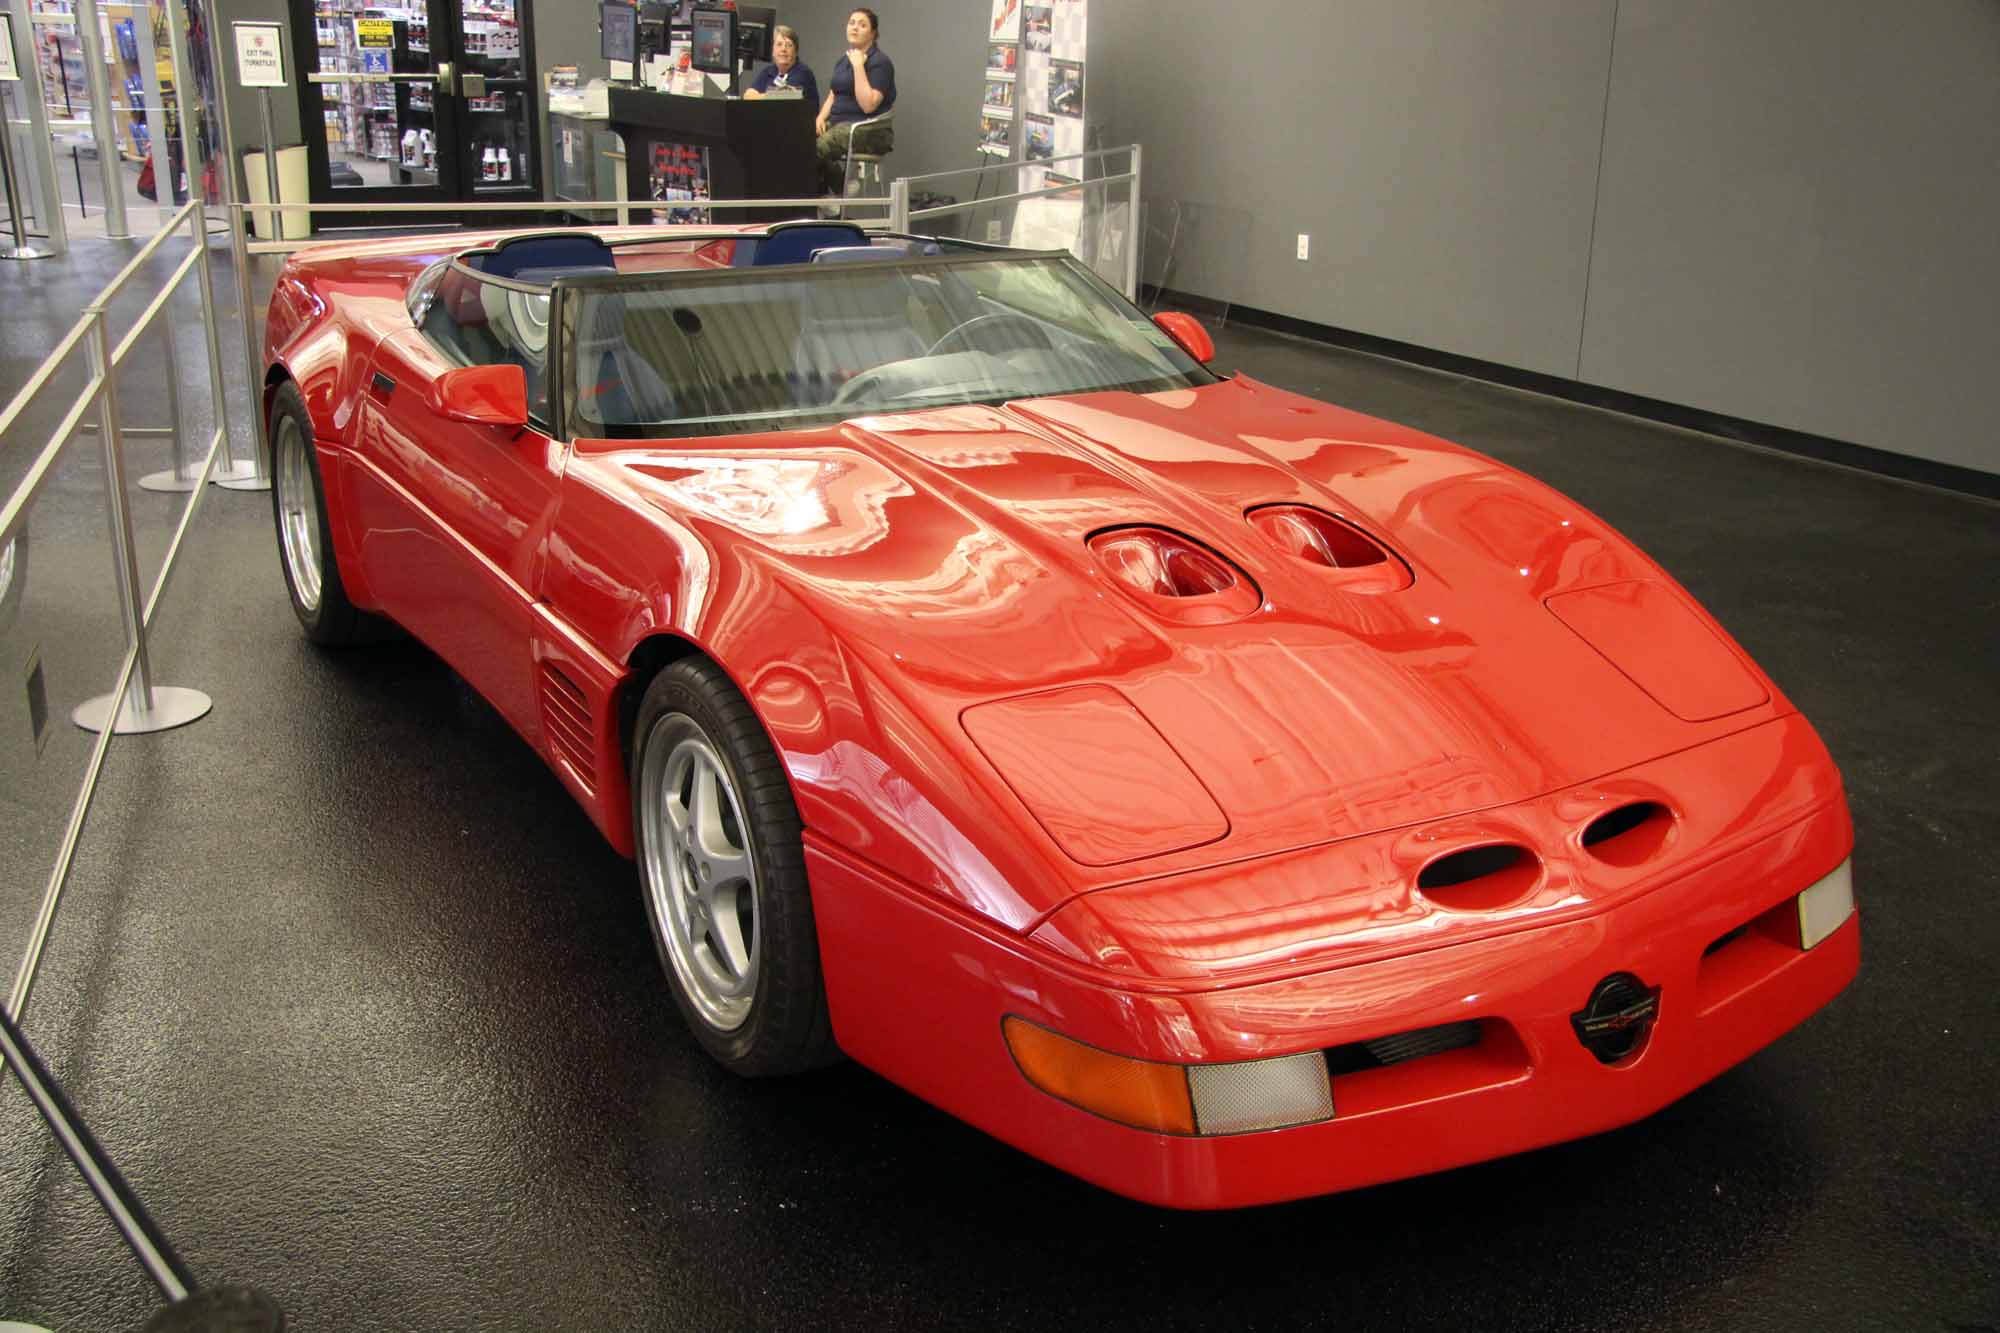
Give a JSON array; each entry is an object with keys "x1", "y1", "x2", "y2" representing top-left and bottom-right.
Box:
[
  {"x1": 269, "y1": 380, "x2": 377, "y2": 646},
  {"x1": 631, "y1": 657, "x2": 838, "y2": 1076}
]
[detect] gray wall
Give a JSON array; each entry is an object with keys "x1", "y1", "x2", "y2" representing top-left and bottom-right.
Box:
[
  {"x1": 783, "y1": 0, "x2": 2000, "y2": 476},
  {"x1": 1579, "y1": 0, "x2": 2000, "y2": 475}
]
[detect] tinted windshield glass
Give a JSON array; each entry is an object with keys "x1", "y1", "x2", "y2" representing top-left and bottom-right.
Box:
[{"x1": 561, "y1": 254, "x2": 1214, "y2": 439}]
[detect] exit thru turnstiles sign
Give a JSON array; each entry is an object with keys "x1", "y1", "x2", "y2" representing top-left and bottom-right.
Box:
[{"x1": 233, "y1": 22, "x2": 287, "y2": 88}]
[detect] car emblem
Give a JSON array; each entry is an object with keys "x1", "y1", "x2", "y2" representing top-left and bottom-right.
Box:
[{"x1": 1571, "y1": 972, "x2": 1662, "y2": 1065}]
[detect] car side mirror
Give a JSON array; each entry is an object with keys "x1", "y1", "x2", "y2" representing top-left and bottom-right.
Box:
[
  {"x1": 429, "y1": 364, "x2": 528, "y2": 427},
  {"x1": 1152, "y1": 311, "x2": 1215, "y2": 364}
]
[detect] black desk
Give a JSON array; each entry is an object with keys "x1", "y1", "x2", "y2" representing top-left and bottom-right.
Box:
[{"x1": 607, "y1": 88, "x2": 817, "y2": 223}]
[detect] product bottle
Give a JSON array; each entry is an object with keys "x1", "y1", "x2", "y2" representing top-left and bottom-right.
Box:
[{"x1": 482, "y1": 145, "x2": 497, "y2": 181}]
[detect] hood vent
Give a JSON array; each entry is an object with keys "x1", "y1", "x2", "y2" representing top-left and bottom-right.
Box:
[
  {"x1": 1415, "y1": 842, "x2": 1542, "y2": 911},
  {"x1": 1086, "y1": 527, "x2": 1262, "y2": 626},
  {"x1": 1246, "y1": 505, "x2": 1412, "y2": 593},
  {"x1": 1580, "y1": 800, "x2": 1674, "y2": 867}
]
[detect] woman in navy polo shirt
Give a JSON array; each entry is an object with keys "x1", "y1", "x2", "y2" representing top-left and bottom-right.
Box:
[
  {"x1": 743, "y1": 24, "x2": 817, "y2": 106},
  {"x1": 813, "y1": 7, "x2": 896, "y2": 193}
]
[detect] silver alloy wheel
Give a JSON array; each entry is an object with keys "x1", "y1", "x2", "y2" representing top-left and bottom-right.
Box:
[
  {"x1": 273, "y1": 414, "x2": 323, "y2": 613},
  {"x1": 640, "y1": 716, "x2": 762, "y2": 1032}
]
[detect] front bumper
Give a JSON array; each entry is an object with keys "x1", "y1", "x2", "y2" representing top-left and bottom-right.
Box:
[{"x1": 807, "y1": 733, "x2": 1859, "y2": 1209}]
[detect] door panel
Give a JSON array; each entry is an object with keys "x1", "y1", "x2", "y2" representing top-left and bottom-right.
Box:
[{"x1": 348, "y1": 330, "x2": 565, "y2": 738}]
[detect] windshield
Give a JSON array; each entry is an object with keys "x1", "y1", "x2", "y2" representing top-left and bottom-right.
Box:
[{"x1": 558, "y1": 253, "x2": 1216, "y2": 439}]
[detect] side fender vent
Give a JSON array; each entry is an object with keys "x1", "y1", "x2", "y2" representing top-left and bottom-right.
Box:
[
  {"x1": 538, "y1": 662, "x2": 597, "y2": 792},
  {"x1": 1416, "y1": 843, "x2": 1542, "y2": 911}
]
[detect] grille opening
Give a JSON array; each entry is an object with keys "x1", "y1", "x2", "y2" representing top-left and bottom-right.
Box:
[
  {"x1": 1323, "y1": 1020, "x2": 1531, "y2": 1117},
  {"x1": 1416, "y1": 843, "x2": 1542, "y2": 911},
  {"x1": 1326, "y1": 1020, "x2": 1482, "y2": 1077},
  {"x1": 1703, "y1": 923, "x2": 1750, "y2": 957},
  {"x1": 1581, "y1": 800, "x2": 1674, "y2": 867}
]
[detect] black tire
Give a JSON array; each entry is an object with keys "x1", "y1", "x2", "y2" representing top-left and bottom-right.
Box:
[
  {"x1": 268, "y1": 380, "x2": 376, "y2": 646},
  {"x1": 630, "y1": 656, "x2": 839, "y2": 1076}
]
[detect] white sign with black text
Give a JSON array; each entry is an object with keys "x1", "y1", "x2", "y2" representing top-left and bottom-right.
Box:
[
  {"x1": 233, "y1": 22, "x2": 288, "y2": 89},
  {"x1": 0, "y1": 15, "x2": 20, "y2": 83}
]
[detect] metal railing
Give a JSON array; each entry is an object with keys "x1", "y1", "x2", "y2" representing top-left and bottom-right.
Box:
[
  {"x1": 893, "y1": 144, "x2": 1144, "y2": 300},
  {"x1": 0, "y1": 199, "x2": 228, "y2": 1027}
]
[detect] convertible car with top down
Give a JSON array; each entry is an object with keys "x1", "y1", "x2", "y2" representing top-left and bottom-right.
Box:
[{"x1": 260, "y1": 221, "x2": 1859, "y2": 1208}]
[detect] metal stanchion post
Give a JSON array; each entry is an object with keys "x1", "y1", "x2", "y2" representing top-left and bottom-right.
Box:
[
  {"x1": 137, "y1": 305, "x2": 197, "y2": 492},
  {"x1": 1, "y1": 84, "x2": 53, "y2": 260},
  {"x1": 1124, "y1": 145, "x2": 1142, "y2": 303},
  {"x1": 2, "y1": 9, "x2": 67, "y2": 256},
  {"x1": 258, "y1": 88, "x2": 281, "y2": 244},
  {"x1": 889, "y1": 176, "x2": 909, "y2": 233},
  {"x1": 212, "y1": 28, "x2": 268, "y2": 492},
  {"x1": 71, "y1": 308, "x2": 212, "y2": 736},
  {"x1": 74, "y1": 0, "x2": 129, "y2": 240},
  {"x1": 159, "y1": 1, "x2": 262, "y2": 492}
]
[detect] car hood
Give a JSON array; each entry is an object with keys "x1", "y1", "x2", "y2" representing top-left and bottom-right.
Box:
[{"x1": 582, "y1": 375, "x2": 1789, "y2": 926}]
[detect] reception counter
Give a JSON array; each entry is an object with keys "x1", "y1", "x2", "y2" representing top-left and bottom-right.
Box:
[{"x1": 605, "y1": 87, "x2": 818, "y2": 223}]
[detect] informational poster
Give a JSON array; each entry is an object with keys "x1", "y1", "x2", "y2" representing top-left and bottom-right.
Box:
[
  {"x1": 232, "y1": 22, "x2": 287, "y2": 89},
  {"x1": 989, "y1": 0, "x2": 1021, "y2": 43},
  {"x1": 1017, "y1": 0, "x2": 1085, "y2": 188},
  {"x1": 977, "y1": 4, "x2": 1017, "y2": 160},
  {"x1": 0, "y1": 14, "x2": 19, "y2": 82}
]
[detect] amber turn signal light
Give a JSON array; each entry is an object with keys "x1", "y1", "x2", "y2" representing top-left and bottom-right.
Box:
[{"x1": 1003, "y1": 1017, "x2": 1198, "y2": 1136}]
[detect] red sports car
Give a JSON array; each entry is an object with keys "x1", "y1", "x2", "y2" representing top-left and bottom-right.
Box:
[{"x1": 261, "y1": 222, "x2": 1859, "y2": 1208}]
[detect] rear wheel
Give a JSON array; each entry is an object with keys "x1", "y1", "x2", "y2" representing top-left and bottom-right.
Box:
[
  {"x1": 632, "y1": 657, "x2": 838, "y2": 1075},
  {"x1": 269, "y1": 381, "x2": 373, "y2": 645}
]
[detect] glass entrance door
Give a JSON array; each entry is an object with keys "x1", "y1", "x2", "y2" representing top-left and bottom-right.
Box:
[
  {"x1": 290, "y1": 0, "x2": 539, "y2": 224},
  {"x1": 451, "y1": 0, "x2": 536, "y2": 199},
  {"x1": 293, "y1": 0, "x2": 458, "y2": 208}
]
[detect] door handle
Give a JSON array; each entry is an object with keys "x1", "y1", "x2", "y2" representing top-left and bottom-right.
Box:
[{"x1": 436, "y1": 60, "x2": 453, "y2": 90}]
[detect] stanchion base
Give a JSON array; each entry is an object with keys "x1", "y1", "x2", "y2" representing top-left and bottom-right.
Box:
[
  {"x1": 0, "y1": 241, "x2": 55, "y2": 261},
  {"x1": 138, "y1": 469, "x2": 205, "y2": 494},
  {"x1": 211, "y1": 457, "x2": 271, "y2": 492},
  {"x1": 71, "y1": 685, "x2": 213, "y2": 735}
]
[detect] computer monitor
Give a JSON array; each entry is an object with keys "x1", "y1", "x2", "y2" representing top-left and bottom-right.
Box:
[
  {"x1": 689, "y1": 7, "x2": 736, "y2": 74},
  {"x1": 734, "y1": 5, "x2": 775, "y2": 64},
  {"x1": 599, "y1": 1, "x2": 637, "y2": 63}
]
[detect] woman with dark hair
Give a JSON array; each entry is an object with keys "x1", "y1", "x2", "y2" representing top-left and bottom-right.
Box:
[{"x1": 814, "y1": 7, "x2": 896, "y2": 193}]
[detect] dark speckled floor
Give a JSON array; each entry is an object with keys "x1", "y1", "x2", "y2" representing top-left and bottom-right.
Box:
[{"x1": 2, "y1": 239, "x2": 1997, "y2": 1333}]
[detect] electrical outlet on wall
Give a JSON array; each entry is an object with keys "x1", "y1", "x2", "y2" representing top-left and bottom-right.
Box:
[
  {"x1": 1296, "y1": 233, "x2": 1310, "y2": 261},
  {"x1": 987, "y1": 220, "x2": 1004, "y2": 242}
]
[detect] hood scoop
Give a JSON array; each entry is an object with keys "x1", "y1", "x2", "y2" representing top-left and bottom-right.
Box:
[
  {"x1": 1246, "y1": 504, "x2": 1412, "y2": 594},
  {"x1": 1086, "y1": 527, "x2": 1262, "y2": 626}
]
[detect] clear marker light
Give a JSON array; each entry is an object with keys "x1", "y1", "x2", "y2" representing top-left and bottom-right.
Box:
[{"x1": 1797, "y1": 857, "x2": 1855, "y2": 949}]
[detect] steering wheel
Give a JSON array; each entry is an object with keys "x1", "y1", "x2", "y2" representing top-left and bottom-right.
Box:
[{"x1": 924, "y1": 312, "x2": 1057, "y2": 358}]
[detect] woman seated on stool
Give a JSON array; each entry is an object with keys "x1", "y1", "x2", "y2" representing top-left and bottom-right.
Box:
[
  {"x1": 743, "y1": 24, "x2": 817, "y2": 106},
  {"x1": 814, "y1": 7, "x2": 896, "y2": 194}
]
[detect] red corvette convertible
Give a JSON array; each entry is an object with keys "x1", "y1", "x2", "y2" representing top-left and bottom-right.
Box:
[{"x1": 261, "y1": 222, "x2": 1859, "y2": 1208}]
